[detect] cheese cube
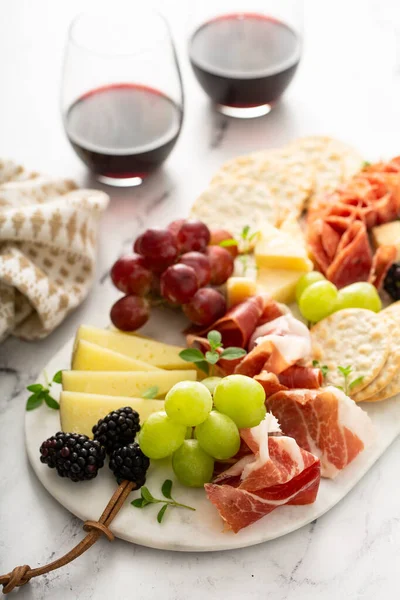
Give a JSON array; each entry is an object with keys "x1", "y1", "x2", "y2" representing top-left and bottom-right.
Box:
[
  {"x1": 72, "y1": 340, "x2": 162, "y2": 371},
  {"x1": 256, "y1": 267, "x2": 308, "y2": 304},
  {"x1": 255, "y1": 224, "x2": 313, "y2": 271},
  {"x1": 371, "y1": 221, "x2": 400, "y2": 259},
  {"x1": 227, "y1": 277, "x2": 258, "y2": 308},
  {"x1": 62, "y1": 369, "x2": 197, "y2": 398},
  {"x1": 75, "y1": 325, "x2": 193, "y2": 370},
  {"x1": 60, "y1": 391, "x2": 164, "y2": 437}
]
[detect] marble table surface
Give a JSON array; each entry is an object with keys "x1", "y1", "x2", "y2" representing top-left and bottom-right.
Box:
[{"x1": 2, "y1": 0, "x2": 400, "y2": 598}]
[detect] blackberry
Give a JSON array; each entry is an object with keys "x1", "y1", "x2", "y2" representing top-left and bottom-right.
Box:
[
  {"x1": 109, "y1": 443, "x2": 150, "y2": 487},
  {"x1": 384, "y1": 262, "x2": 400, "y2": 301},
  {"x1": 92, "y1": 407, "x2": 140, "y2": 454},
  {"x1": 40, "y1": 432, "x2": 106, "y2": 482}
]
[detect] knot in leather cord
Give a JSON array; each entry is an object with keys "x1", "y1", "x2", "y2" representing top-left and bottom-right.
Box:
[
  {"x1": 2, "y1": 565, "x2": 31, "y2": 594},
  {"x1": 83, "y1": 520, "x2": 115, "y2": 542}
]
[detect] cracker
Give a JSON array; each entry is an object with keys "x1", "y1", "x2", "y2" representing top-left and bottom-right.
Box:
[
  {"x1": 381, "y1": 301, "x2": 400, "y2": 320},
  {"x1": 211, "y1": 150, "x2": 274, "y2": 184},
  {"x1": 363, "y1": 368, "x2": 400, "y2": 403},
  {"x1": 353, "y1": 314, "x2": 400, "y2": 402},
  {"x1": 190, "y1": 178, "x2": 278, "y2": 236},
  {"x1": 311, "y1": 308, "x2": 390, "y2": 394}
]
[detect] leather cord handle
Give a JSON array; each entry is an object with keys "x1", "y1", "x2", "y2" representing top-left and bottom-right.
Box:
[{"x1": 0, "y1": 480, "x2": 135, "y2": 594}]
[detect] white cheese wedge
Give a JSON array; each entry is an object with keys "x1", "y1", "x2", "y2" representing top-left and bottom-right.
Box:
[
  {"x1": 62, "y1": 369, "x2": 197, "y2": 398},
  {"x1": 60, "y1": 391, "x2": 164, "y2": 437},
  {"x1": 75, "y1": 325, "x2": 193, "y2": 370},
  {"x1": 256, "y1": 267, "x2": 309, "y2": 304},
  {"x1": 371, "y1": 221, "x2": 400, "y2": 259},
  {"x1": 254, "y1": 224, "x2": 313, "y2": 271},
  {"x1": 72, "y1": 340, "x2": 162, "y2": 371},
  {"x1": 227, "y1": 277, "x2": 258, "y2": 308}
]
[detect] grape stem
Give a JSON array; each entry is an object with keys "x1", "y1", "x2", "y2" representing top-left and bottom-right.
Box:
[{"x1": 163, "y1": 500, "x2": 196, "y2": 511}]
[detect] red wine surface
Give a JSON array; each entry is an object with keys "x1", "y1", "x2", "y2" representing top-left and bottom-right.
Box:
[
  {"x1": 189, "y1": 14, "x2": 301, "y2": 107},
  {"x1": 66, "y1": 84, "x2": 182, "y2": 179}
]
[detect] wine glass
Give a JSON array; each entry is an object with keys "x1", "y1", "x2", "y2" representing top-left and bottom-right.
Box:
[
  {"x1": 188, "y1": 0, "x2": 303, "y2": 118},
  {"x1": 61, "y1": 11, "x2": 184, "y2": 187}
]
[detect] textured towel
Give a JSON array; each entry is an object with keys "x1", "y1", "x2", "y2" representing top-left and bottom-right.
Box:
[{"x1": 0, "y1": 160, "x2": 109, "y2": 341}]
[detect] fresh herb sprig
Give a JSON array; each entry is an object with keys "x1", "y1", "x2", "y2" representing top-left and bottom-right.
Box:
[
  {"x1": 179, "y1": 330, "x2": 246, "y2": 376},
  {"x1": 220, "y1": 225, "x2": 260, "y2": 277},
  {"x1": 312, "y1": 359, "x2": 329, "y2": 379},
  {"x1": 26, "y1": 371, "x2": 62, "y2": 411},
  {"x1": 142, "y1": 386, "x2": 159, "y2": 399},
  {"x1": 336, "y1": 365, "x2": 364, "y2": 395},
  {"x1": 131, "y1": 479, "x2": 195, "y2": 523}
]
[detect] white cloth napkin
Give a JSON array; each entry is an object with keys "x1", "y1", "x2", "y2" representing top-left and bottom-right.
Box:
[{"x1": 0, "y1": 160, "x2": 109, "y2": 341}]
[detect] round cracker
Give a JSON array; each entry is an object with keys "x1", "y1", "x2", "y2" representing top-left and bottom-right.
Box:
[
  {"x1": 311, "y1": 308, "x2": 390, "y2": 394},
  {"x1": 381, "y1": 301, "x2": 400, "y2": 320},
  {"x1": 353, "y1": 314, "x2": 400, "y2": 402},
  {"x1": 190, "y1": 178, "x2": 278, "y2": 236}
]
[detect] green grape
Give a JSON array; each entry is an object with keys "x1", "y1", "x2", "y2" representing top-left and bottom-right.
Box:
[
  {"x1": 295, "y1": 271, "x2": 326, "y2": 303},
  {"x1": 336, "y1": 282, "x2": 382, "y2": 313},
  {"x1": 195, "y1": 411, "x2": 240, "y2": 460},
  {"x1": 138, "y1": 411, "x2": 186, "y2": 459},
  {"x1": 165, "y1": 381, "x2": 212, "y2": 426},
  {"x1": 185, "y1": 427, "x2": 193, "y2": 439},
  {"x1": 298, "y1": 280, "x2": 338, "y2": 322},
  {"x1": 200, "y1": 376, "x2": 222, "y2": 395},
  {"x1": 172, "y1": 439, "x2": 214, "y2": 487},
  {"x1": 213, "y1": 374, "x2": 266, "y2": 429}
]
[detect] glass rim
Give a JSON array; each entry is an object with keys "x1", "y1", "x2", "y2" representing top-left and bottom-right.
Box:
[{"x1": 68, "y1": 10, "x2": 173, "y2": 58}]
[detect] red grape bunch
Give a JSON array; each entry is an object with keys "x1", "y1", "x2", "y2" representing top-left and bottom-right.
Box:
[{"x1": 110, "y1": 219, "x2": 237, "y2": 332}]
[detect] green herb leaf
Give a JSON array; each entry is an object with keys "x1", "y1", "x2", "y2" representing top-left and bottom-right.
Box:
[
  {"x1": 241, "y1": 225, "x2": 250, "y2": 240},
  {"x1": 141, "y1": 487, "x2": 159, "y2": 504},
  {"x1": 207, "y1": 330, "x2": 222, "y2": 349},
  {"x1": 248, "y1": 231, "x2": 260, "y2": 242},
  {"x1": 44, "y1": 394, "x2": 60, "y2": 410},
  {"x1": 219, "y1": 239, "x2": 238, "y2": 247},
  {"x1": 52, "y1": 370, "x2": 63, "y2": 384},
  {"x1": 337, "y1": 365, "x2": 352, "y2": 377},
  {"x1": 362, "y1": 160, "x2": 371, "y2": 169},
  {"x1": 27, "y1": 383, "x2": 43, "y2": 393},
  {"x1": 157, "y1": 504, "x2": 168, "y2": 523},
  {"x1": 196, "y1": 361, "x2": 210, "y2": 376},
  {"x1": 220, "y1": 347, "x2": 247, "y2": 360},
  {"x1": 335, "y1": 385, "x2": 345, "y2": 392},
  {"x1": 205, "y1": 351, "x2": 220, "y2": 365},
  {"x1": 161, "y1": 479, "x2": 173, "y2": 499},
  {"x1": 349, "y1": 376, "x2": 364, "y2": 390},
  {"x1": 312, "y1": 360, "x2": 319, "y2": 367},
  {"x1": 131, "y1": 497, "x2": 148, "y2": 508},
  {"x1": 179, "y1": 348, "x2": 206, "y2": 363},
  {"x1": 26, "y1": 393, "x2": 43, "y2": 411},
  {"x1": 320, "y1": 365, "x2": 329, "y2": 378},
  {"x1": 142, "y1": 386, "x2": 159, "y2": 399}
]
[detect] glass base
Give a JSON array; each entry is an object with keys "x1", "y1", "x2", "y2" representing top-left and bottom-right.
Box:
[
  {"x1": 97, "y1": 174, "x2": 144, "y2": 187},
  {"x1": 216, "y1": 103, "x2": 273, "y2": 118}
]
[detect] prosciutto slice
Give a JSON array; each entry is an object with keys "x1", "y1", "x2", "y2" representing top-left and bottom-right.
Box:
[
  {"x1": 205, "y1": 415, "x2": 320, "y2": 533},
  {"x1": 267, "y1": 386, "x2": 375, "y2": 478},
  {"x1": 277, "y1": 365, "x2": 323, "y2": 389},
  {"x1": 236, "y1": 314, "x2": 311, "y2": 376},
  {"x1": 368, "y1": 245, "x2": 396, "y2": 289},
  {"x1": 326, "y1": 221, "x2": 373, "y2": 288}
]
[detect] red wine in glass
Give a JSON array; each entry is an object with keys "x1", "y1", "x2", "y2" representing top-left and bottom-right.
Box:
[
  {"x1": 189, "y1": 13, "x2": 301, "y2": 117},
  {"x1": 65, "y1": 83, "x2": 183, "y2": 185}
]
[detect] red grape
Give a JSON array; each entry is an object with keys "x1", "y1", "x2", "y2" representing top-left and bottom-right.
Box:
[
  {"x1": 179, "y1": 252, "x2": 211, "y2": 287},
  {"x1": 136, "y1": 228, "x2": 178, "y2": 270},
  {"x1": 133, "y1": 234, "x2": 144, "y2": 254},
  {"x1": 209, "y1": 229, "x2": 239, "y2": 259},
  {"x1": 160, "y1": 264, "x2": 199, "y2": 305},
  {"x1": 111, "y1": 254, "x2": 152, "y2": 296},
  {"x1": 168, "y1": 219, "x2": 186, "y2": 238},
  {"x1": 206, "y1": 246, "x2": 234, "y2": 285},
  {"x1": 183, "y1": 288, "x2": 226, "y2": 326},
  {"x1": 176, "y1": 219, "x2": 210, "y2": 253},
  {"x1": 110, "y1": 295, "x2": 150, "y2": 331}
]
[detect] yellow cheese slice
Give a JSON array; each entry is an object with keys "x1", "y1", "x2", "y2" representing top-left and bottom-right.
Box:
[
  {"x1": 75, "y1": 325, "x2": 193, "y2": 370},
  {"x1": 72, "y1": 340, "x2": 162, "y2": 371},
  {"x1": 227, "y1": 277, "x2": 258, "y2": 308},
  {"x1": 371, "y1": 221, "x2": 400, "y2": 260},
  {"x1": 254, "y1": 224, "x2": 313, "y2": 271},
  {"x1": 60, "y1": 391, "x2": 164, "y2": 437},
  {"x1": 256, "y1": 267, "x2": 308, "y2": 304},
  {"x1": 62, "y1": 369, "x2": 197, "y2": 398}
]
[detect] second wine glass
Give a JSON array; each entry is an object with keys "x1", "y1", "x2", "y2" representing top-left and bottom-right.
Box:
[{"x1": 61, "y1": 11, "x2": 184, "y2": 187}]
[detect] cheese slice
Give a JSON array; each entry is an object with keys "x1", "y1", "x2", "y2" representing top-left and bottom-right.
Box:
[
  {"x1": 255, "y1": 224, "x2": 313, "y2": 271},
  {"x1": 75, "y1": 325, "x2": 193, "y2": 370},
  {"x1": 72, "y1": 340, "x2": 162, "y2": 371},
  {"x1": 227, "y1": 277, "x2": 258, "y2": 308},
  {"x1": 372, "y1": 221, "x2": 400, "y2": 259},
  {"x1": 60, "y1": 391, "x2": 164, "y2": 437},
  {"x1": 256, "y1": 267, "x2": 308, "y2": 304},
  {"x1": 62, "y1": 369, "x2": 197, "y2": 398}
]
